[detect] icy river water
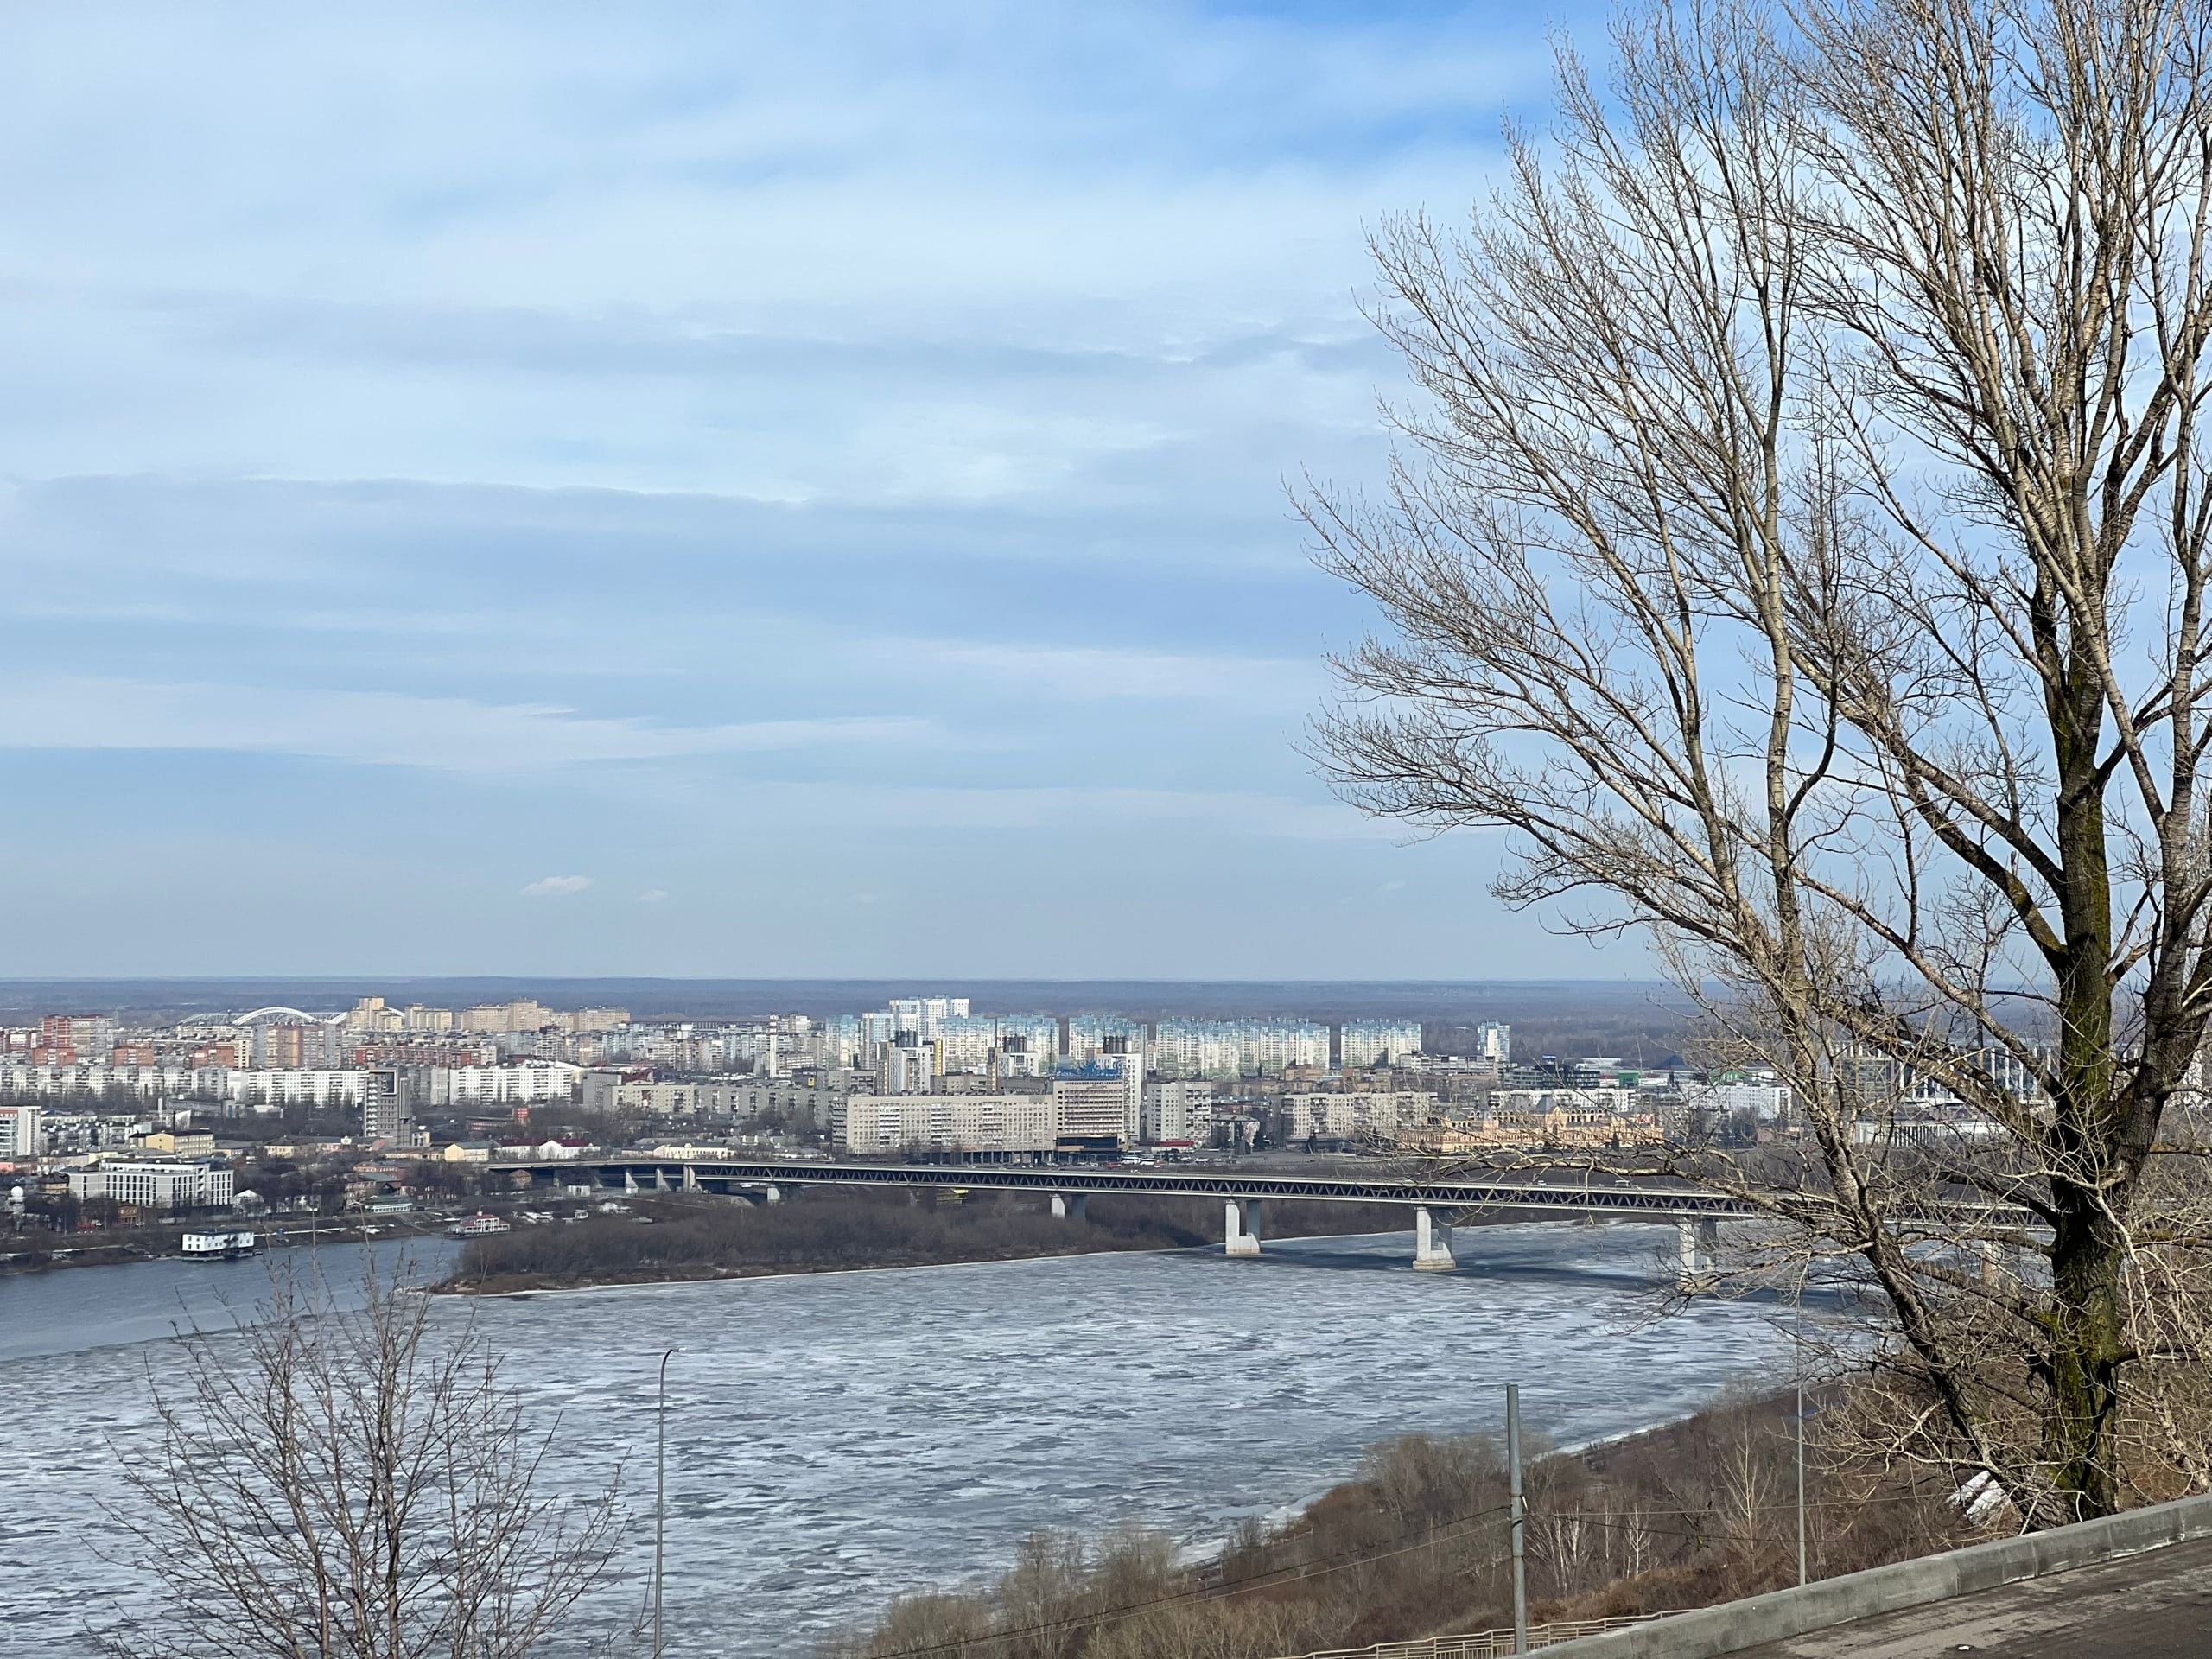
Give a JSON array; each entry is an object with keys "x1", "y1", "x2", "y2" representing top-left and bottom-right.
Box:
[{"x1": 0, "y1": 1224, "x2": 1793, "y2": 1654}]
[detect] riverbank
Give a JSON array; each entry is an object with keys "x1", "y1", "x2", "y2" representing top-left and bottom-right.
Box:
[
  {"x1": 823, "y1": 1387, "x2": 1982, "y2": 1658},
  {"x1": 434, "y1": 1188, "x2": 1438, "y2": 1294},
  {"x1": 0, "y1": 1212, "x2": 450, "y2": 1277}
]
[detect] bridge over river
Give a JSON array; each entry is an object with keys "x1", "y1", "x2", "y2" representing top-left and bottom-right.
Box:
[{"x1": 492, "y1": 1156, "x2": 1760, "y2": 1277}]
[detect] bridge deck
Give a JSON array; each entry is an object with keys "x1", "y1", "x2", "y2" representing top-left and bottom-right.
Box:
[{"x1": 491, "y1": 1157, "x2": 1762, "y2": 1217}]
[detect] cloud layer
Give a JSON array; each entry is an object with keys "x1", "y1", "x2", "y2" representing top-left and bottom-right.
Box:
[{"x1": 0, "y1": 1, "x2": 1612, "y2": 977}]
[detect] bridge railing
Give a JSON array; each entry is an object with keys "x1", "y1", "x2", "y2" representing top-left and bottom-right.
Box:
[{"x1": 1277, "y1": 1611, "x2": 1674, "y2": 1659}]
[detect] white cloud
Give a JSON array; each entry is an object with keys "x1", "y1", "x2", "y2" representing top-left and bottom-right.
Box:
[
  {"x1": 638, "y1": 888, "x2": 668, "y2": 903},
  {"x1": 0, "y1": 675, "x2": 940, "y2": 772},
  {"x1": 889, "y1": 639, "x2": 1321, "y2": 704},
  {"x1": 723, "y1": 779, "x2": 1394, "y2": 840},
  {"x1": 521, "y1": 874, "x2": 591, "y2": 897}
]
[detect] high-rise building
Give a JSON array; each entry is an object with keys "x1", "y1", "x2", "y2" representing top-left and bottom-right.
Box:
[
  {"x1": 361, "y1": 1068, "x2": 416, "y2": 1144},
  {"x1": 887, "y1": 997, "x2": 969, "y2": 1038},
  {"x1": 0, "y1": 1103, "x2": 41, "y2": 1160},
  {"x1": 1141, "y1": 1079, "x2": 1215, "y2": 1143},
  {"x1": 1053, "y1": 1048, "x2": 1144, "y2": 1146},
  {"x1": 1341, "y1": 1020, "x2": 1424, "y2": 1069},
  {"x1": 39, "y1": 1014, "x2": 115, "y2": 1061},
  {"x1": 1475, "y1": 1023, "x2": 1512, "y2": 1064},
  {"x1": 1065, "y1": 1015, "x2": 1142, "y2": 1065},
  {"x1": 1151, "y1": 1019, "x2": 1329, "y2": 1078},
  {"x1": 877, "y1": 1037, "x2": 937, "y2": 1096}
]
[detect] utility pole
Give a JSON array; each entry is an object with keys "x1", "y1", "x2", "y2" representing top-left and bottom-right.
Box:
[
  {"x1": 1796, "y1": 1373, "x2": 1808, "y2": 1587},
  {"x1": 655, "y1": 1347, "x2": 677, "y2": 1658},
  {"x1": 1507, "y1": 1382, "x2": 1528, "y2": 1655},
  {"x1": 1795, "y1": 1267, "x2": 1809, "y2": 1588}
]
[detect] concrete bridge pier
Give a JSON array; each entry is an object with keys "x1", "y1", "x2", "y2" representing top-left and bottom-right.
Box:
[
  {"x1": 1050, "y1": 1192, "x2": 1090, "y2": 1223},
  {"x1": 1676, "y1": 1218, "x2": 1703, "y2": 1287},
  {"x1": 764, "y1": 1184, "x2": 783, "y2": 1205},
  {"x1": 1225, "y1": 1198, "x2": 1262, "y2": 1257},
  {"x1": 1413, "y1": 1205, "x2": 1457, "y2": 1270}
]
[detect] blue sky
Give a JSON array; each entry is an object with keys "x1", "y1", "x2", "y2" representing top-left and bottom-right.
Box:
[{"x1": 0, "y1": 0, "x2": 1627, "y2": 979}]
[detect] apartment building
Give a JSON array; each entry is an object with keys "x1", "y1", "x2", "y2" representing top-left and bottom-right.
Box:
[
  {"x1": 68, "y1": 1160, "x2": 235, "y2": 1211},
  {"x1": 836, "y1": 1091, "x2": 1056, "y2": 1154},
  {"x1": 0, "y1": 1103, "x2": 40, "y2": 1160},
  {"x1": 1286, "y1": 1090, "x2": 1439, "y2": 1142}
]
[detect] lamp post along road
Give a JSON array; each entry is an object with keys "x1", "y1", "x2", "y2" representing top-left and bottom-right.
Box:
[
  {"x1": 1508, "y1": 1382, "x2": 1528, "y2": 1655},
  {"x1": 655, "y1": 1347, "x2": 677, "y2": 1659}
]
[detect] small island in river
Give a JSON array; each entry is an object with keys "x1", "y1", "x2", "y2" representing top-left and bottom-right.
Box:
[{"x1": 433, "y1": 1187, "x2": 1425, "y2": 1294}]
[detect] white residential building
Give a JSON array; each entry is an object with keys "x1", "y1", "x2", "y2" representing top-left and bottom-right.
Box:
[
  {"x1": 1141, "y1": 1079, "x2": 1215, "y2": 1143},
  {"x1": 1341, "y1": 1020, "x2": 1424, "y2": 1069},
  {"x1": 444, "y1": 1062, "x2": 582, "y2": 1104},
  {"x1": 1490, "y1": 1087, "x2": 1640, "y2": 1116},
  {"x1": 1681, "y1": 1081, "x2": 1793, "y2": 1123},
  {"x1": 227, "y1": 1069, "x2": 372, "y2": 1108},
  {"x1": 935, "y1": 1014, "x2": 1059, "y2": 1074},
  {"x1": 702, "y1": 1075, "x2": 855, "y2": 1131},
  {"x1": 1287, "y1": 1091, "x2": 1439, "y2": 1141},
  {"x1": 1065, "y1": 1016, "x2": 1143, "y2": 1066},
  {"x1": 69, "y1": 1160, "x2": 235, "y2": 1211},
  {"x1": 0, "y1": 1062, "x2": 207, "y2": 1101},
  {"x1": 835, "y1": 1091, "x2": 1056, "y2": 1154},
  {"x1": 1152, "y1": 1020, "x2": 1330, "y2": 1078},
  {"x1": 0, "y1": 1103, "x2": 40, "y2": 1160},
  {"x1": 887, "y1": 997, "x2": 970, "y2": 1036}
]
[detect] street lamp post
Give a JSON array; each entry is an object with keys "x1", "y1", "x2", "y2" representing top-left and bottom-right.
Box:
[{"x1": 655, "y1": 1347, "x2": 677, "y2": 1658}]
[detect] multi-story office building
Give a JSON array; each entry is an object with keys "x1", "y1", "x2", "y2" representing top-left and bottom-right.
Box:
[{"x1": 1052, "y1": 1066, "x2": 1142, "y2": 1146}]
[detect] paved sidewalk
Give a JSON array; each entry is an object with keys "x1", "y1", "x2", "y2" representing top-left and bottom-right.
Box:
[{"x1": 1723, "y1": 1535, "x2": 2212, "y2": 1657}]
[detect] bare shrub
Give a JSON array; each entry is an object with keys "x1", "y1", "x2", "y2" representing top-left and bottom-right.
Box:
[{"x1": 96, "y1": 1258, "x2": 627, "y2": 1659}]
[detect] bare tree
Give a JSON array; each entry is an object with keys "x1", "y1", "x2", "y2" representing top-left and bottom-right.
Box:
[
  {"x1": 1309, "y1": 0, "x2": 2212, "y2": 1525},
  {"x1": 98, "y1": 1259, "x2": 627, "y2": 1659}
]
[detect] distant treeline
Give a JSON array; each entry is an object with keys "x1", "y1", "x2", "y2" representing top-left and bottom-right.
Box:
[
  {"x1": 441, "y1": 1190, "x2": 1421, "y2": 1294},
  {"x1": 818, "y1": 1388, "x2": 1980, "y2": 1658}
]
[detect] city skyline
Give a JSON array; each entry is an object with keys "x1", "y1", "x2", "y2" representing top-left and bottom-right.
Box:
[{"x1": 0, "y1": 1, "x2": 1635, "y2": 980}]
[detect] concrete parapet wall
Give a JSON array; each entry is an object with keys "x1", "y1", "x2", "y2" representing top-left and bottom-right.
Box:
[{"x1": 1540, "y1": 1491, "x2": 2212, "y2": 1658}]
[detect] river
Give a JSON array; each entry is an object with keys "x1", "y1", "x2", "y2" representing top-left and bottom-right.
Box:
[{"x1": 0, "y1": 1223, "x2": 1792, "y2": 1654}]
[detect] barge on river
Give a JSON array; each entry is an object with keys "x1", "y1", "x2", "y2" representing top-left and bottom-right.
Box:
[{"x1": 181, "y1": 1228, "x2": 258, "y2": 1261}]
